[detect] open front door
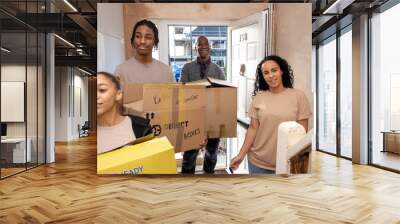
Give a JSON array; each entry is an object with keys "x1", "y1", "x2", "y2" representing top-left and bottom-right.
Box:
[
  {"x1": 229, "y1": 9, "x2": 272, "y2": 125},
  {"x1": 226, "y1": 8, "x2": 273, "y2": 174}
]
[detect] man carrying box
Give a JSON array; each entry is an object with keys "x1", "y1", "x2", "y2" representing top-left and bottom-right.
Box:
[{"x1": 179, "y1": 36, "x2": 226, "y2": 174}]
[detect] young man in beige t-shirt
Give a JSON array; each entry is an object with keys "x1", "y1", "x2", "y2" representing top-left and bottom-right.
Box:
[
  {"x1": 230, "y1": 55, "x2": 311, "y2": 174},
  {"x1": 115, "y1": 19, "x2": 175, "y2": 85}
]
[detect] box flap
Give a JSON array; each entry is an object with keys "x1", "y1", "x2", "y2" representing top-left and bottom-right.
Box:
[
  {"x1": 124, "y1": 100, "x2": 143, "y2": 111},
  {"x1": 123, "y1": 83, "x2": 143, "y2": 104},
  {"x1": 207, "y1": 77, "x2": 237, "y2": 88},
  {"x1": 185, "y1": 79, "x2": 211, "y2": 87}
]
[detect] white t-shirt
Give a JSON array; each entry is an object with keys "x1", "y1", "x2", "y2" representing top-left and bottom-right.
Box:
[{"x1": 97, "y1": 116, "x2": 136, "y2": 154}]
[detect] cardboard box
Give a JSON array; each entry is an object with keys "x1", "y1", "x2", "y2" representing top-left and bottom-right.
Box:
[
  {"x1": 97, "y1": 136, "x2": 177, "y2": 174},
  {"x1": 186, "y1": 77, "x2": 237, "y2": 138},
  {"x1": 122, "y1": 83, "x2": 143, "y2": 103},
  {"x1": 123, "y1": 84, "x2": 207, "y2": 152}
]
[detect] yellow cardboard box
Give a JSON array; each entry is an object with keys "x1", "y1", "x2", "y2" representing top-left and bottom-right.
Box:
[{"x1": 97, "y1": 137, "x2": 177, "y2": 174}]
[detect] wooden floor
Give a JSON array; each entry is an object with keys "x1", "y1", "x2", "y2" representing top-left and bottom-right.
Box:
[
  {"x1": 372, "y1": 150, "x2": 400, "y2": 171},
  {"x1": 1, "y1": 135, "x2": 400, "y2": 223}
]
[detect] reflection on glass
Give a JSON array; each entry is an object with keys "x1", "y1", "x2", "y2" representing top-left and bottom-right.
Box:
[
  {"x1": 1, "y1": 31, "x2": 27, "y2": 177},
  {"x1": 340, "y1": 29, "x2": 352, "y2": 158},
  {"x1": 371, "y1": 3, "x2": 400, "y2": 171},
  {"x1": 0, "y1": 1, "x2": 46, "y2": 178},
  {"x1": 168, "y1": 25, "x2": 227, "y2": 81},
  {"x1": 317, "y1": 37, "x2": 337, "y2": 154}
]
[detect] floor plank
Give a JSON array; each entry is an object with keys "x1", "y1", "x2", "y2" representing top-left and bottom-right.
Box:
[{"x1": 0, "y1": 134, "x2": 400, "y2": 223}]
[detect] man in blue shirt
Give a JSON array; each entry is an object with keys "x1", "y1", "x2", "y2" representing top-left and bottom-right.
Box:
[{"x1": 180, "y1": 36, "x2": 225, "y2": 174}]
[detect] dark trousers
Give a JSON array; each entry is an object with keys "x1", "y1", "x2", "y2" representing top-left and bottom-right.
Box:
[{"x1": 181, "y1": 138, "x2": 220, "y2": 174}]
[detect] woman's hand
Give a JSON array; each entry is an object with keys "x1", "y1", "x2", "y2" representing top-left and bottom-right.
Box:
[{"x1": 230, "y1": 154, "x2": 245, "y2": 170}]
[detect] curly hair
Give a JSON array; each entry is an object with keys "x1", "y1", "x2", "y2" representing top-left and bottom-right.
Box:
[
  {"x1": 253, "y1": 55, "x2": 294, "y2": 95},
  {"x1": 131, "y1": 19, "x2": 159, "y2": 47}
]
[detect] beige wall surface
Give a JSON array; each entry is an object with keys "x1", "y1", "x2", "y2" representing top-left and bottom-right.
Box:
[
  {"x1": 274, "y1": 3, "x2": 313, "y2": 128},
  {"x1": 122, "y1": 3, "x2": 268, "y2": 59}
]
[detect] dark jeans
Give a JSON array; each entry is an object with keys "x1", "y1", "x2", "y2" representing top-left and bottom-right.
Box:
[{"x1": 181, "y1": 138, "x2": 220, "y2": 174}]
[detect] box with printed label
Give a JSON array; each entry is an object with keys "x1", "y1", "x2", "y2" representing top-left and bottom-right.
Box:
[
  {"x1": 97, "y1": 136, "x2": 177, "y2": 174},
  {"x1": 123, "y1": 84, "x2": 206, "y2": 152}
]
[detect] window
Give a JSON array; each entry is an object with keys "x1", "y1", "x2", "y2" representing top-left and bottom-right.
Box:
[
  {"x1": 316, "y1": 24, "x2": 353, "y2": 159},
  {"x1": 168, "y1": 25, "x2": 227, "y2": 81},
  {"x1": 370, "y1": 2, "x2": 400, "y2": 171},
  {"x1": 317, "y1": 35, "x2": 337, "y2": 155},
  {"x1": 339, "y1": 27, "x2": 352, "y2": 158}
]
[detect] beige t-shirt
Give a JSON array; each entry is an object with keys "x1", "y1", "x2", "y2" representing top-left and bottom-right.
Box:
[
  {"x1": 248, "y1": 88, "x2": 311, "y2": 170},
  {"x1": 97, "y1": 116, "x2": 136, "y2": 154},
  {"x1": 115, "y1": 57, "x2": 175, "y2": 85}
]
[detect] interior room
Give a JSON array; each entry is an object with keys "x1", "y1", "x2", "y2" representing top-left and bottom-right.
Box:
[
  {"x1": 97, "y1": 3, "x2": 312, "y2": 174},
  {"x1": 0, "y1": 0, "x2": 399, "y2": 223}
]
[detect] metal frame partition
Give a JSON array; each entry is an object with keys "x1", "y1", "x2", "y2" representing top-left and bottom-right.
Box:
[{"x1": 0, "y1": 1, "x2": 47, "y2": 179}]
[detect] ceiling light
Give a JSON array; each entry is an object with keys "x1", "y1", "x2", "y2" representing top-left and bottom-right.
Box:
[
  {"x1": 63, "y1": 0, "x2": 78, "y2": 12},
  {"x1": 78, "y1": 67, "x2": 92, "y2": 76},
  {"x1": 54, "y1": 34, "x2": 75, "y2": 48},
  {"x1": 322, "y1": 0, "x2": 354, "y2": 15},
  {"x1": 1, "y1": 47, "x2": 11, "y2": 53}
]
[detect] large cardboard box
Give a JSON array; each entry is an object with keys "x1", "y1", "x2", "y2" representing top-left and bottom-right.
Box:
[
  {"x1": 123, "y1": 84, "x2": 206, "y2": 152},
  {"x1": 97, "y1": 136, "x2": 177, "y2": 174},
  {"x1": 186, "y1": 77, "x2": 237, "y2": 138}
]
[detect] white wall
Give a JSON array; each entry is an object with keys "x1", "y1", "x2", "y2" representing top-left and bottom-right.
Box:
[
  {"x1": 1, "y1": 63, "x2": 46, "y2": 163},
  {"x1": 55, "y1": 66, "x2": 69, "y2": 141},
  {"x1": 55, "y1": 67, "x2": 89, "y2": 141},
  {"x1": 1, "y1": 65, "x2": 32, "y2": 137},
  {"x1": 97, "y1": 3, "x2": 125, "y2": 74}
]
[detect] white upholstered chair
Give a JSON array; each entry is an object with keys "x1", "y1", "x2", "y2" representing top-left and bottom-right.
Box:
[{"x1": 275, "y1": 121, "x2": 313, "y2": 175}]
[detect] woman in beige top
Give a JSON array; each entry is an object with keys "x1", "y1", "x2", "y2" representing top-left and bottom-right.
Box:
[
  {"x1": 97, "y1": 72, "x2": 152, "y2": 154},
  {"x1": 230, "y1": 55, "x2": 311, "y2": 174}
]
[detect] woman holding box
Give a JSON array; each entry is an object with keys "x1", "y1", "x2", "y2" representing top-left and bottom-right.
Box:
[
  {"x1": 230, "y1": 55, "x2": 311, "y2": 174},
  {"x1": 97, "y1": 72, "x2": 152, "y2": 154}
]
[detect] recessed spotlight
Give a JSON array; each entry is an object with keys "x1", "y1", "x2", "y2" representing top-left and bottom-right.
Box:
[
  {"x1": 63, "y1": 0, "x2": 78, "y2": 12},
  {"x1": 54, "y1": 34, "x2": 75, "y2": 48},
  {"x1": 1, "y1": 47, "x2": 11, "y2": 53}
]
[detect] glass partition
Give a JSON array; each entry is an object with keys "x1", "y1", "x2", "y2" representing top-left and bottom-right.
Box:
[
  {"x1": 317, "y1": 35, "x2": 337, "y2": 155},
  {"x1": 0, "y1": 1, "x2": 46, "y2": 179}
]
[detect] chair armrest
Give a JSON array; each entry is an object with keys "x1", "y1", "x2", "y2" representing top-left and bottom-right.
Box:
[{"x1": 287, "y1": 130, "x2": 313, "y2": 159}]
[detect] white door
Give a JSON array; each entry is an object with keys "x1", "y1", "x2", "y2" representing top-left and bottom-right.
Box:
[
  {"x1": 229, "y1": 11, "x2": 269, "y2": 125},
  {"x1": 226, "y1": 10, "x2": 271, "y2": 174}
]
